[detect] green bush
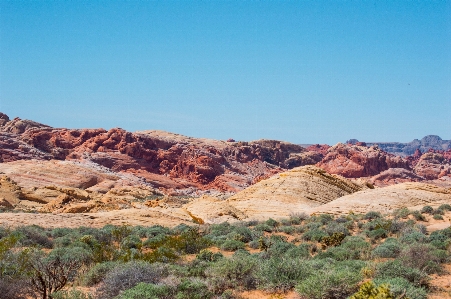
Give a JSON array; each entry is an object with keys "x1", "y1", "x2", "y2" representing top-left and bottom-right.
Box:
[
  {"x1": 265, "y1": 218, "x2": 279, "y2": 227},
  {"x1": 83, "y1": 261, "x2": 121, "y2": 286},
  {"x1": 372, "y1": 239, "x2": 402, "y2": 258},
  {"x1": 374, "y1": 277, "x2": 427, "y2": 299},
  {"x1": 255, "y1": 257, "x2": 311, "y2": 292},
  {"x1": 421, "y1": 206, "x2": 433, "y2": 214},
  {"x1": 95, "y1": 261, "x2": 169, "y2": 299},
  {"x1": 295, "y1": 265, "x2": 362, "y2": 299},
  {"x1": 175, "y1": 279, "x2": 213, "y2": 299},
  {"x1": 220, "y1": 240, "x2": 245, "y2": 251},
  {"x1": 254, "y1": 224, "x2": 273, "y2": 232},
  {"x1": 196, "y1": 249, "x2": 223, "y2": 262},
  {"x1": 340, "y1": 236, "x2": 372, "y2": 260},
  {"x1": 206, "y1": 252, "x2": 257, "y2": 293},
  {"x1": 433, "y1": 214, "x2": 444, "y2": 220},
  {"x1": 375, "y1": 259, "x2": 430, "y2": 287},
  {"x1": 438, "y1": 204, "x2": 451, "y2": 211},
  {"x1": 15, "y1": 225, "x2": 53, "y2": 248},
  {"x1": 114, "y1": 282, "x2": 172, "y2": 299},
  {"x1": 365, "y1": 211, "x2": 382, "y2": 220},
  {"x1": 302, "y1": 228, "x2": 328, "y2": 242},
  {"x1": 366, "y1": 228, "x2": 388, "y2": 241},
  {"x1": 349, "y1": 281, "x2": 395, "y2": 299},
  {"x1": 121, "y1": 235, "x2": 142, "y2": 250},
  {"x1": 394, "y1": 208, "x2": 410, "y2": 219},
  {"x1": 412, "y1": 210, "x2": 426, "y2": 221}
]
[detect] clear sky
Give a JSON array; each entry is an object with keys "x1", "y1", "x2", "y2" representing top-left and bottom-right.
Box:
[{"x1": 1, "y1": 1, "x2": 450, "y2": 144}]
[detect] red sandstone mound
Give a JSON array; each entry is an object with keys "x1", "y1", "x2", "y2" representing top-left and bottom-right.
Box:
[
  {"x1": 0, "y1": 113, "x2": 316, "y2": 194},
  {"x1": 316, "y1": 143, "x2": 410, "y2": 178}
]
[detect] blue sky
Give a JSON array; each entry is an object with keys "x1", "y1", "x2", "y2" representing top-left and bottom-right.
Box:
[{"x1": 1, "y1": 1, "x2": 450, "y2": 144}]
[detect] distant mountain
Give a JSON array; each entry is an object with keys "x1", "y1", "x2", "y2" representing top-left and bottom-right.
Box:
[{"x1": 347, "y1": 135, "x2": 451, "y2": 156}]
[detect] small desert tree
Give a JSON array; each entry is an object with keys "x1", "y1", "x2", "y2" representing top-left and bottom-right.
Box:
[{"x1": 27, "y1": 247, "x2": 92, "y2": 299}]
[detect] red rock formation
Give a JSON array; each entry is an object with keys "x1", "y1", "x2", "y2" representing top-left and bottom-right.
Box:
[
  {"x1": 414, "y1": 152, "x2": 451, "y2": 180},
  {"x1": 0, "y1": 112, "x2": 312, "y2": 193},
  {"x1": 316, "y1": 143, "x2": 410, "y2": 178},
  {"x1": 370, "y1": 168, "x2": 424, "y2": 187},
  {"x1": 306, "y1": 144, "x2": 330, "y2": 156}
]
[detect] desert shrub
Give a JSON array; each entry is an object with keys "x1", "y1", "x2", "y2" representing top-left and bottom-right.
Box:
[
  {"x1": 429, "y1": 229, "x2": 451, "y2": 249},
  {"x1": 372, "y1": 238, "x2": 402, "y2": 258},
  {"x1": 365, "y1": 211, "x2": 382, "y2": 220},
  {"x1": 196, "y1": 249, "x2": 223, "y2": 263},
  {"x1": 51, "y1": 289, "x2": 94, "y2": 299},
  {"x1": 27, "y1": 247, "x2": 92, "y2": 299},
  {"x1": 399, "y1": 231, "x2": 427, "y2": 244},
  {"x1": 302, "y1": 228, "x2": 328, "y2": 242},
  {"x1": 280, "y1": 218, "x2": 291, "y2": 226},
  {"x1": 412, "y1": 210, "x2": 426, "y2": 221},
  {"x1": 325, "y1": 222, "x2": 350, "y2": 236},
  {"x1": 321, "y1": 232, "x2": 346, "y2": 248},
  {"x1": 375, "y1": 259, "x2": 430, "y2": 287},
  {"x1": 50, "y1": 227, "x2": 74, "y2": 238},
  {"x1": 121, "y1": 235, "x2": 142, "y2": 250},
  {"x1": 248, "y1": 240, "x2": 259, "y2": 249},
  {"x1": 421, "y1": 205, "x2": 433, "y2": 214},
  {"x1": 95, "y1": 261, "x2": 169, "y2": 299},
  {"x1": 0, "y1": 277, "x2": 33, "y2": 299},
  {"x1": 339, "y1": 236, "x2": 372, "y2": 260},
  {"x1": 253, "y1": 223, "x2": 273, "y2": 232},
  {"x1": 399, "y1": 243, "x2": 441, "y2": 274},
  {"x1": 142, "y1": 246, "x2": 179, "y2": 263},
  {"x1": 374, "y1": 277, "x2": 427, "y2": 299},
  {"x1": 438, "y1": 204, "x2": 451, "y2": 211},
  {"x1": 295, "y1": 265, "x2": 362, "y2": 299},
  {"x1": 144, "y1": 225, "x2": 172, "y2": 238},
  {"x1": 171, "y1": 223, "x2": 191, "y2": 234},
  {"x1": 15, "y1": 225, "x2": 53, "y2": 248},
  {"x1": 349, "y1": 281, "x2": 395, "y2": 299},
  {"x1": 265, "y1": 218, "x2": 279, "y2": 228},
  {"x1": 395, "y1": 207, "x2": 411, "y2": 219},
  {"x1": 388, "y1": 219, "x2": 406, "y2": 234},
  {"x1": 220, "y1": 240, "x2": 245, "y2": 251},
  {"x1": 83, "y1": 261, "x2": 121, "y2": 286},
  {"x1": 335, "y1": 216, "x2": 348, "y2": 223},
  {"x1": 279, "y1": 226, "x2": 295, "y2": 234},
  {"x1": 175, "y1": 278, "x2": 213, "y2": 299},
  {"x1": 433, "y1": 208, "x2": 445, "y2": 215},
  {"x1": 207, "y1": 223, "x2": 234, "y2": 238},
  {"x1": 284, "y1": 244, "x2": 311, "y2": 259},
  {"x1": 227, "y1": 226, "x2": 254, "y2": 243},
  {"x1": 289, "y1": 212, "x2": 309, "y2": 224},
  {"x1": 206, "y1": 252, "x2": 257, "y2": 293},
  {"x1": 255, "y1": 256, "x2": 312, "y2": 292},
  {"x1": 114, "y1": 282, "x2": 172, "y2": 299},
  {"x1": 316, "y1": 246, "x2": 354, "y2": 261},
  {"x1": 309, "y1": 213, "x2": 334, "y2": 225},
  {"x1": 433, "y1": 214, "x2": 444, "y2": 220},
  {"x1": 366, "y1": 228, "x2": 388, "y2": 241},
  {"x1": 143, "y1": 234, "x2": 168, "y2": 249}
]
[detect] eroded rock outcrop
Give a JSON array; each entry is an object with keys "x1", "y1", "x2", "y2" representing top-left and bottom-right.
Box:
[
  {"x1": 312, "y1": 182, "x2": 451, "y2": 215},
  {"x1": 414, "y1": 152, "x2": 451, "y2": 180},
  {"x1": 370, "y1": 168, "x2": 425, "y2": 187},
  {"x1": 317, "y1": 143, "x2": 410, "y2": 178},
  {"x1": 226, "y1": 166, "x2": 367, "y2": 219}
]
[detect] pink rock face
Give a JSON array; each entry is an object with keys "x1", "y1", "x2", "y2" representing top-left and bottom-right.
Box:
[
  {"x1": 1, "y1": 113, "x2": 312, "y2": 193},
  {"x1": 414, "y1": 152, "x2": 451, "y2": 180},
  {"x1": 370, "y1": 168, "x2": 424, "y2": 187},
  {"x1": 306, "y1": 144, "x2": 330, "y2": 156},
  {"x1": 316, "y1": 143, "x2": 410, "y2": 178}
]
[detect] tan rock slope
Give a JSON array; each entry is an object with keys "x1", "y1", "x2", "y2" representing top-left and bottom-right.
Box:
[
  {"x1": 225, "y1": 166, "x2": 368, "y2": 220},
  {"x1": 311, "y1": 182, "x2": 451, "y2": 215}
]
